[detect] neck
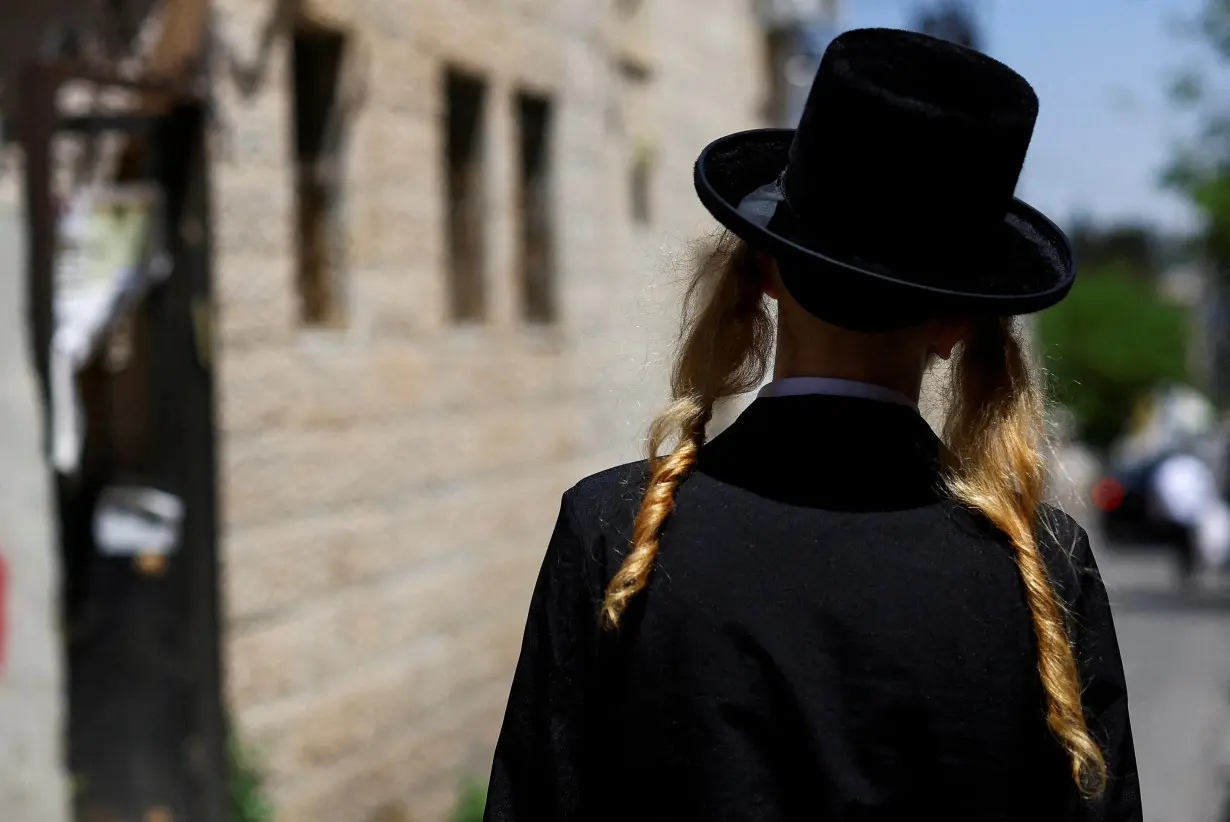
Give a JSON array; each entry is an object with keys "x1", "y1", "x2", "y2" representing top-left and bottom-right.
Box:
[
  {"x1": 773, "y1": 357, "x2": 925, "y2": 404},
  {"x1": 770, "y1": 305, "x2": 933, "y2": 403}
]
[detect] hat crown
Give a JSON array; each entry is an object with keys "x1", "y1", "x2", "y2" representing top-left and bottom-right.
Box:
[
  {"x1": 784, "y1": 28, "x2": 1039, "y2": 266},
  {"x1": 690, "y1": 27, "x2": 1074, "y2": 331}
]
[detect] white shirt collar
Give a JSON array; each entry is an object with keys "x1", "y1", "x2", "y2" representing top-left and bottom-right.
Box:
[{"x1": 757, "y1": 376, "x2": 919, "y2": 411}]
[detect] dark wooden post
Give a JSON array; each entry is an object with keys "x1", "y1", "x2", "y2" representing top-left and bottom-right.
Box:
[{"x1": 19, "y1": 63, "x2": 229, "y2": 822}]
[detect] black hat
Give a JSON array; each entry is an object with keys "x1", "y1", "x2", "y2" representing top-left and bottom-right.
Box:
[{"x1": 694, "y1": 27, "x2": 1073, "y2": 333}]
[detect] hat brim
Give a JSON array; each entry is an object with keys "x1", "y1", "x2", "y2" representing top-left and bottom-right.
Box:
[{"x1": 694, "y1": 129, "x2": 1076, "y2": 330}]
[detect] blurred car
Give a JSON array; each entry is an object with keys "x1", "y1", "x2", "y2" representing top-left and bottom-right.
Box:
[
  {"x1": 1092, "y1": 381, "x2": 1225, "y2": 575},
  {"x1": 1094, "y1": 442, "x2": 1230, "y2": 579},
  {"x1": 1092, "y1": 453, "x2": 1168, "y2": 545}
]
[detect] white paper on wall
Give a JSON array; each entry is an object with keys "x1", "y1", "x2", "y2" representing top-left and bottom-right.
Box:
[
  {"x1": 93, "y1": 485, "x2": 184, "y2": 558},
  {"x1": 49, "y1": 185, "x2": 171, "y2": 475}
]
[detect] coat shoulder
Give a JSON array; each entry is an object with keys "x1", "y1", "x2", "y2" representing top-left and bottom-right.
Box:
[
  {"x1": 564, "y1": 460, "x2": 651, "y2": 527},
  {"x1": 1038, "y1": 504, "x2": 1087, "y2": 548},
  {"x1": 1036, "y1": 502, "x2": 1096, "y2": 604},
  {"x1": 556, "y1": 461, "x2": 652, "y2": 585},
  {"x1": 1036, "y1": 503, "x2": 1091, "y2": 557}
]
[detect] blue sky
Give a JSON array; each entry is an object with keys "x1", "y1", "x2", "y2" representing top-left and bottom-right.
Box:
[{"x1": 838, "y1": 0, "x2": 1213, "y2": 234}]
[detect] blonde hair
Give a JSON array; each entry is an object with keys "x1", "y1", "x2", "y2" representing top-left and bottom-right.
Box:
[
  {"x1": 600, "y1": 234, "x2": 774, "y2": 628},
  {"x1": 601, "y1": 233, "x2": 1108, "y2": 797}
]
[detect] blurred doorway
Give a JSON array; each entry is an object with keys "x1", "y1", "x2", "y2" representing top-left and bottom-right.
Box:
[{"x1": 21, "y1": 62, "x2": 227, "y2": 822}]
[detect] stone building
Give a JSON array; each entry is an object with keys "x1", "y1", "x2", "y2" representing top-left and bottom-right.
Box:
[
  {"x1": 0, "y1": 1, "x2": 770, "y2": 819},
  {"x1": 208, "y1": 1, "x2": 768, "y2": 819}
]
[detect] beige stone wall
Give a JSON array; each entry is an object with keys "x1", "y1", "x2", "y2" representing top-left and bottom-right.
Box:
[{"x1": 210, "y1": 1, "x2": 767, "y2": 819}]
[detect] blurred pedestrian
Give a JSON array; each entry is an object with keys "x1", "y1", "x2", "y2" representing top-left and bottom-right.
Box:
[
  {"x1": 1196, "y1": 497, "x2": 1230, "y2": 571},
  {"x1": 1147, "y1": 450, "x2": 1230, "y2": 581},
  {"x1": 485, "y1": 28, "x2": 1140, "y2": 822}
]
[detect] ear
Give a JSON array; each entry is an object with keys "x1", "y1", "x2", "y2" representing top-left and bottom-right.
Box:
[
  {"x1": 928, "y1": 319, "x2": 970, "y2": 361},
  {"x1": 757, "y1": 253, "x2": 780, "y2": 301}
]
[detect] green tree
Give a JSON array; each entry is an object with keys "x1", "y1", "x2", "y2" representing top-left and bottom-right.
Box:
[
  {"x1": 1068, "y1": 219, "x2": 1160, "y2": 278},
  {"x1": 1038, "y1": 262, "x2": 1190, "y2": 449},
  {"x1": 1165, "y1": 0, "x2": 1230, "y2": 401}
]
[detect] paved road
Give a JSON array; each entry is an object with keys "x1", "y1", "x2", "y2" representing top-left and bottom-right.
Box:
[
  {"x1": 0, "y1": 198, "x2": 71, "y2": 818},
  {"x1": 1094, "y1": 543, "x2": 1230, "y2": 822}
]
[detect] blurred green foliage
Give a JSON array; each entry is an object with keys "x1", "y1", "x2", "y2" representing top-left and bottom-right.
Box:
[
  {"x1": 1038, "y1": 262, "x2": 1191, "y2": 449},
  {"x1": 1069, "y1": 221, "x2": 1163, "y2": 277},
  {"x1": 1164, "y1": 0, "x2": 1230, "y2": 404},
  {"x1": 230, "y1": 740, "x2": 275, "y2": 822},
  {"x1": 451, "y1": 779, "x2": 487, "y2": 822}
]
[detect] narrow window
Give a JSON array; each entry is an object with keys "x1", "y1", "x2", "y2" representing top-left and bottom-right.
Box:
[
  {"x1": 763, "y1": 28, "x2": 792, "y2": 126},
  {"x1": 630, "y1": 149, "x2": 652, "y2": 225},
  {"x1": 444, "y1": 69, "x2": 488, "y2": 323},
  {"x1": 291, "y1": 23, "x2": 349, "y2": 327},
  {"x1": 516, "y1": 92, "x2": 555, "y2": 323}
]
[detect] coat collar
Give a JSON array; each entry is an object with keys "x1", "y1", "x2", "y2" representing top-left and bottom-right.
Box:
[
  {"x1": 696, "y1": 394, "x2": 946, "y2": 511},
  {"x1": 757, "y1": 376, "x2": 919, "y2": 411}
]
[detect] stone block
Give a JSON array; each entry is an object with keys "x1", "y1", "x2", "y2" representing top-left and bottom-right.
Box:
[
  {"x1": 213, "y1": 170, "x2": 296, "y2": 260},
  {"x1": 218, "y1": 336, "x2": 588, "y2": 439},
  {"x1": 223, "y1": 506, "x2": 388, "y2": 622},
  {"x1": 227, "y1": 602, "x2": 342, "y2": 709},
  {"x1": 221, "y1": 395, "x2": 584, "y2": 528},
  {"x1": 355, "y1": 268, "x2": 440, "y2": 339}
]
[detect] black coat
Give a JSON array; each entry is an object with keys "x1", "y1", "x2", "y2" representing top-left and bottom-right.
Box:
[{"x1": 484, "y1": 394, "x2": 1141, "y2": 821}]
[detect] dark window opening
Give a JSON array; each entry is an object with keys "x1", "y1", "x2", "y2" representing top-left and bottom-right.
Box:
[
  {"x1": 762, "y1": 28, "x2": 792, "y2": 126},
  {"x1": 445, "y1": 68, "x2": 488, "y2": 323},
  {"x1": 630, "y1": 151, "x2": 652, "y2": 225},
  {"x1": 615, "y1": 0, "x2": 645, "y2": 17},
  {"x1": 516, "y1": 92, "x2": 556, "y2": 324},
  {"x1": 292, "y1": 23, "x2": 349, "y2": 327}
]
